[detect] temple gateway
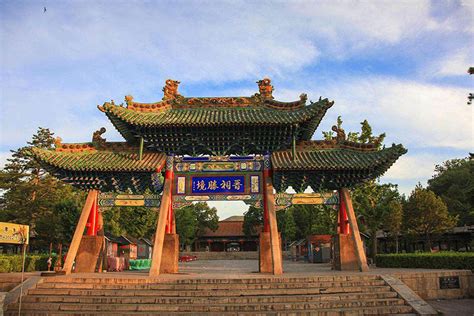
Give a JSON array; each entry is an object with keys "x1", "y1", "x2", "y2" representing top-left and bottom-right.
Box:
[{"x1": 31, "y1": 78, "x2": 406, "y2": 276}]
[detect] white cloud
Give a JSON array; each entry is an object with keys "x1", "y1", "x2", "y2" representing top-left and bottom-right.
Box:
[
  {"x1": 425, "y1": 49, "x2": 474, "y2": 78},
  {"x1": 315, "y1": 77, "x2": 473, "y2": 150},
  {"x1": 382, "y1": 152, "x2": 450, "y2": 181},
  {"x1": 379, "y1": 151, "x2": 469, "y2": 196},
  {"x1": 0, "y1": 1, "x2": 441, "y2": 82},
  {"x1": 426, "y1": 0, "x2": 474, "y2": 34}
]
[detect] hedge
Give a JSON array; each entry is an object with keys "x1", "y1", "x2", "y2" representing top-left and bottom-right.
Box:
[
  {"x1": 0, "y1": 254, "x2": 58, "y2": 272},
  {"x1": 129, "y1": 259, "x2": 151, "y2": 270},
  {"x1": 375, "y1": 252, "x2": 474, "y2": 270}
]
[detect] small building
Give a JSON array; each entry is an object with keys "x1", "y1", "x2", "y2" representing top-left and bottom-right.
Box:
[
  {"x1": 137, "y1": 238, "x2": 153, "y2": 259},
  {"x1": 104, "y1": 233, "x2": 124, "y2": 258},
  {"x1": 117, "y1": 236, "x2": 138, "y2": 260},
  {"x1": 194, "y1": 216, "x2": 259, "y2": 252}
]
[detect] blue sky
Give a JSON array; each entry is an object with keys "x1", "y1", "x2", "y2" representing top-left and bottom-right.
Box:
[{"x1": 1, "y1": 0, "x2": 472, "y2": 218}]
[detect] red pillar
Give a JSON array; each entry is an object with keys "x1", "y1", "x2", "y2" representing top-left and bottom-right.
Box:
[
  {"x1": 86, "y1": 195, "x2": 98, "y2": 236},
  {"x1": 338, "y1": 189, "x2": 349, "y2": 235},
  {"x1": 165, "y1": 162, "x2": 174, "y2": 234}
]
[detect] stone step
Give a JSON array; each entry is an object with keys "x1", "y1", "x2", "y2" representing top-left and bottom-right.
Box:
[
  {"x1": 10, "y1": 298, "x2": 408, "y2": 312},
  {"x1": 35, "y1": 279, "x2": 387, "y2": 290},
  {"x1": 5, "y1": 307, "x2": 417, "y2": 316},
  {"x1": 27, "y1": 285, "x2": 394, "y2": 297},
  {"x1": 42, "y1": 275, "x2": 381, "y2": 284},
  {"x1": 21, "y1": 291, "x2": 399, "y2": 304}
]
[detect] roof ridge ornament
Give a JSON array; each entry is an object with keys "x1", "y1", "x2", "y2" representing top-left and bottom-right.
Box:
[
  {"x1": 54, "y1": 137, "x2": 62, "y2": 148},
  {"x1": 331, "y1": 125, "x2": 346, "y2": 143},
  {"x1": 257, "y1": 78, "x2": 274, "y2": 100},
  {"x1": 125, "y1": 95, "x2": 134, "y2": 107},
  {"x1": 162, "y1": 79, "x2": 181, "y2": 101},
  {"x1": 92, "y1": 127, "x2": 107, "y2": 147}
]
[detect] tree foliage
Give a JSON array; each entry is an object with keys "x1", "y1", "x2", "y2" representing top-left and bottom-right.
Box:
[
  {"x1": 403, "y1": 186, "x2": 457, "y2": 250},
  {"x1": 427, "y1": 157, "x2": 474, "y2": 225},
  {"x1": 243, "y1": 206, "x2": 263, "y2": 237},
  {"x1": 280, "y1": 209, "x2": 297, "y2": 242},
  {"x1": 290, "y1": 205, "x2": 336, "y2": 240},
  {"x1": 0, "y1": 128, "x2": 85, "y2": 249},
  {"x1": 102, "y1": 206, "x2": 158, "y2": 239},
  {"x1": 174, "y1": 202, "x2": 219, "y2": 248},
  {"x1": 352, "y1": 182, "x2": 401, "y2": 259},
  {"x1": 175, "y1": 207, "x2": 198, "y2": 248}
]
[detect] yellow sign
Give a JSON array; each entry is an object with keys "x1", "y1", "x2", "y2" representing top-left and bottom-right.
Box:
[
  {"x1": 291, "y1": 193, "x2": 335, "y2": 205},
  {"x1": 115, "y1": 200, "x2": 145, "y2": 206},
  {"x1": 0, "y1": 222, "x2": 29, "y2": 245}
]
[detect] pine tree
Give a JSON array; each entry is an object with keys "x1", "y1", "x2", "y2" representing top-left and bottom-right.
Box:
[{"x1": 0, "y1": 127, "x2": 84, "y2": 249}]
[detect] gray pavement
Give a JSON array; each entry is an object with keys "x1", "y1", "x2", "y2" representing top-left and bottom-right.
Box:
[{"x1": 428, "y1": 299, "x2": 474, "y2": 316}]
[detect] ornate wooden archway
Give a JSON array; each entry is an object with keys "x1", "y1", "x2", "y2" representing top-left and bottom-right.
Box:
[{"x1": 31, "y1": 78, "x2": 406, "y2": 276}]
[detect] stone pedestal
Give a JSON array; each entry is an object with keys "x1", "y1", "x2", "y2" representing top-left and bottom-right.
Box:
[
  {"x1": 333, "y1": 234, "x2": 359, "y2": 271},
  {"x1": 160, "y1": 233, "x2": 179, "y2": 274},
  {"x1": 75, "y1": 235, "x2": 103, "y2": 273}
]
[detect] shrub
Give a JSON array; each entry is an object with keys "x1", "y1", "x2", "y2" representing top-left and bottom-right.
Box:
[
  {"x1": 376, "y1": 252, "x2": 474, "y2": 270},
  {"x1": 0, "y1": 254, "x2": 57, "y2": 272},
  {"x1": 0, "y1": 259, "x2": 11, "y2": 273}
]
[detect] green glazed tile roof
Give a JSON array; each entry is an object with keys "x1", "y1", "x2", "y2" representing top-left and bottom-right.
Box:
[
  {"x1": 101, "y1": 98, "x2": 333, "y2": 128},
  {"x1": 30, "y1": 144, "x2": 166, "y2": 172},
  {"x1": 271, "y1": 142, "x2": 407, "y2": 192},
  {"x1": 272, "y1": 143, "x2": 407, "y2": 171}
]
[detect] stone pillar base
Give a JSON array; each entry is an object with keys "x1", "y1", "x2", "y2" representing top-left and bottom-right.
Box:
[
  {"x1": 160, "y1": 233, "x2": 179, "y2": 274},
  {"x1": 333, "y1": 234, "x2": 359, "y2": 271},
  {"x1": 75, "y1": 235, "x2": 103, "y2": 273}
]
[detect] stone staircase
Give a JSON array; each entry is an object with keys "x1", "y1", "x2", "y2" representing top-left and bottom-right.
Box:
[{"x1": 6, "y1": 275, "x2": 417, "y2": 315}]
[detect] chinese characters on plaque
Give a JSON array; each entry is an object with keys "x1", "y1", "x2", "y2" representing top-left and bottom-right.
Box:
[{"x1": 191, "y1": 176, "x2": 245, "y2": 194}]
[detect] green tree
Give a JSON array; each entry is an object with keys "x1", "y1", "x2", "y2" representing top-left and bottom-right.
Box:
[
  {"x1": 352, "y1": 182, "x2": 401, "y2": 260},
  {"x1": 175, "y1": 207, "x2": 198, "y2": 249},
  {"x1": 403, "y1": 186, "x2": 457, "y2": 250},
  {"x1": 191, "y1": 202, "x2": 219, "y2": 238},
  {"x1": 383, "y1": 200, "x2": 403, "y2": 253},
  {"x1": 35, "y1": 199, "x2": 81, "y2": 249},
  {"x1": 243, "y1": 206, "x2": 263, "y2": 237},
  {"x1": 290, "y1": 205, "x2": 336, "y2": 240},
  {"x1": 174, "y1": 202, "x2": 219, "y2": 249},
  {"x1": 0, "y1": 128, "x2": 84, "y2": 249},
  {"x1": 427, "y1": 157, "x2": 474, "y2": 225},
  {"x1": 102, "y1": 206, "x2": 158, "y2": 239},
  {"x1": 282, "y1": 209, "x2": 297, "y2": 242}
]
